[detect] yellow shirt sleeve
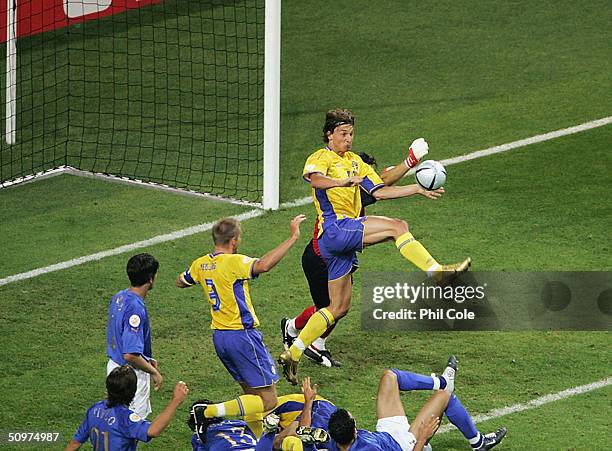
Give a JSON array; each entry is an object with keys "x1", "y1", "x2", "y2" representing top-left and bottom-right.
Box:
[
  {"x1": 356, "y1": 155, "x2": 384, "y2": 194},
  {"x1": 230, "y1": 254, "x2": 259, "y2": 280},
  {"x1": 303, "y1": 150, "x2": 330, "y2": 181},
  {"x1": 178, "y1": 259, "x2": 200, "y2": 286}
]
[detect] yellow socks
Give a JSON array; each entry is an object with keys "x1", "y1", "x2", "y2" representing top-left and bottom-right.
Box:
[
  {"x1": 205, "y1": 394, "x2": 264, "y2": 418},
  {"x1": 395, "y1": 232, "x2": 440, "y2": 274},
  {"x1": 282, "y1": 436, "x2": 304, "y2": 451},
  {"x1": 289, "y1": 308, "x2": 335, "y2": 360}
]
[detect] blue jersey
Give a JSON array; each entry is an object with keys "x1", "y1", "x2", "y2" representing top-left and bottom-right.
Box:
[
  {"x1": 107, "y1": 289, "x2": 152, "y2": 364},
  {"x1": 73, "y1": 400, "x2": 151, "y2": 450},
  {"x1": 191, "y1": 420, "x2": 257, "y2": 450},
  {"x1": 328, "y1": 429, "x2": 402, "y2": 451}
]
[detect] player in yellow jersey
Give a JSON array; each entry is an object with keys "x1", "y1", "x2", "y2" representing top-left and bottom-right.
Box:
[
  {"x1": 279, "y1": 108, "x2": 470, "y2": 384},
  {"x1": 177, "y1": 214, "x2": 306, "y2": 434}
]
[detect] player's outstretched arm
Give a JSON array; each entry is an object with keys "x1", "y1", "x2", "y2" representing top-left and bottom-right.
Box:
[
  {"x1": 373, "y1": 184, "x2": 444, "y2": 201},
  {"x1": 380, "y1": 138, "x2": 429, "y2": 186},
  {"x1": 298, "y1": 377, "x2": 318, "y2": 427},
  {"x1": 147, "y1": 381, "x2": 189, "y2": 438},
  {"x1": 252, "y1": 215, "x2": 306, "y2": 275},
  {"x1": 309, "y1": 172, "x2": 363, "y2": 189}
]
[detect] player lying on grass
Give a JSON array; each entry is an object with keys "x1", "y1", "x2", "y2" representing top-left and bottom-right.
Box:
[
  {"x1": 279, "y1": 108, "x2": 470, "y2": 384},
  {"x1": 189, "y1": 378, "x2": 329, "y2": 451},
  {"x1": 327, "y1": 356, "x2": 507, "y2": 451},
  {"x1": 177, "y1": 215, "x2": 306, "y2": 436},
  {"x1": 65, "y1": 365, "x2": 189, "y2": 450},
  {"x1": 281, "y1": 150, "x2": 425, "y2": 368}
]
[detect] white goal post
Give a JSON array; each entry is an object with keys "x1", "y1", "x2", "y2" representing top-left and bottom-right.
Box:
[{"x1": 263, "y1": 0, "x2": 280, "y2": 210}]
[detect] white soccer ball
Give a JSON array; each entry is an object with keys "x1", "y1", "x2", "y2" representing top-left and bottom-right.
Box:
[{"x1": 415, "y1": 160, "x2": 446, "y2": 190}]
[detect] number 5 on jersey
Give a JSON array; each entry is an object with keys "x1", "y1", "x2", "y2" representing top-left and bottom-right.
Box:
[{"x1": 205, "y1": 279, "x2": 221, "y2": 311}]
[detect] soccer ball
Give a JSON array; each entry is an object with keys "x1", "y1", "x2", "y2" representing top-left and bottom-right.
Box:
[{"x1": 415, "y1": 160, "x2": 446, "y2": 190}]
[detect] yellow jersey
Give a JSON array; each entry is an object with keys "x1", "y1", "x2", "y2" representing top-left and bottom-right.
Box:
[
  {"x1": 274, "y1": 394, "x2": 333, "y2": 429},
  {"x1": 180, "y1": 252, "x2": 260, "y2": 330},
  {"x1": 303, "y1": 147, "x2": 384, "y2": 233}
]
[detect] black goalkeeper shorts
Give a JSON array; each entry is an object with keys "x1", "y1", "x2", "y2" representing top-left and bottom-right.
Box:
[{"x1": 301, "y1": 239, "x2": 330, "y2": 309}]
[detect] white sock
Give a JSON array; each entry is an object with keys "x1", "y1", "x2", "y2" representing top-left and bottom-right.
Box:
[
  {"x1": 312, "y1": 337, "x2": 326, "y2": 351},
  {"x1": 293, "y1": 338, "x2": 306, "y2": 352},
  {"x1": 426, "y1": 263, "x2": 441, "y2": 277},
  {"x1": 287, "y1": 318, "x2": 299, "y2": 337}
]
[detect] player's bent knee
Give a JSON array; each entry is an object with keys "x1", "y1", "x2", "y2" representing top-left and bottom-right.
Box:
[
  {"x1": 380, "y1": 369, "x2": 399, "y2": 386},
  {"x1": 395, "y1": 218, "x2": 409, "y2": 234}
]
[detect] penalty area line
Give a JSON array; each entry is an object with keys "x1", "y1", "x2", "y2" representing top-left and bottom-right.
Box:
[
  {"x1": 1, "y1": 115, "x2": 610, "y2": 287},
  {"x1": 438, "y1": 376, "x2": 612, "y2": 434}
]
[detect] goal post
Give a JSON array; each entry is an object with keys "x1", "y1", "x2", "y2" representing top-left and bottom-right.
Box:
[{"x1": 263, "y1": 0, "x2": 280, "y2": 210}]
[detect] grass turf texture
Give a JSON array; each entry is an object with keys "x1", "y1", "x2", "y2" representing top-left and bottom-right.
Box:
[{"x1": 0, "y1": 126, "x2": 610, "y2": 449}]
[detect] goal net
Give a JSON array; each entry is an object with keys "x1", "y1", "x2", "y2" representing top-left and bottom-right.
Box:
[{"x1": 0, "y1": 0, "x2": 279, "y2": 207}]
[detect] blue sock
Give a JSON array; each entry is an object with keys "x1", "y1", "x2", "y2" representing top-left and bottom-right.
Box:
[
  {"x1": 445, "y1": 393, "x2": 483, "y2": 448},
  {"x1": 254, "y1": 431, "x2": 275, "y2": 451},
  {"x1": 391, "y1": 369, "x2": 447, "y2": 391}
]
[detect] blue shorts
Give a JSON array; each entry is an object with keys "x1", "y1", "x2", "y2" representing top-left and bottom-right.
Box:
[
  {"x1": 310, "y1": 400, "x2": 337, "y2": 430},
  {"x1": 212, "y1": 329, "x2": 279, "y2": 388},
  {"x1": 318, "y1": 218, "x2": 366, "y2": 280}
]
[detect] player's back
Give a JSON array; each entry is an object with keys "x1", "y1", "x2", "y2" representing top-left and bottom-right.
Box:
[
  {"x1": 191, "y1": 419, "x2": 257, "y2": 450},
  {"x1": 328, "y1": 429, "x2": 402, "y2": 451},
  {"x1": 186, "y1": 252, "x2": 260, "y2": 330},
  {"x1": 73, "y1": 400, "x2": 151, "y2": 451}
]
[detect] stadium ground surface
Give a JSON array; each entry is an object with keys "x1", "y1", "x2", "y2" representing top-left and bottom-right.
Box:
[{"x1": 1, "y1": 0, "x2": 611, "y2": 449}]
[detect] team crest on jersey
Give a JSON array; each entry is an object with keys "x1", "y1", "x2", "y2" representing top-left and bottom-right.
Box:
[
  {"x1": 129, "y1": 314, "x2": 141, "y2": 328},
  {"x1": 242, "y1": 256, "x2": 251, "y2": 264},
  {"x1": 305, "y1": 164, "x2": 316, "y2": 172},
  {"x1": 352, "y1": 160, "x2": 359, "y2": 175},
  {"x1": 129, "y1": 412, "x2": 142, "y2": 423}
]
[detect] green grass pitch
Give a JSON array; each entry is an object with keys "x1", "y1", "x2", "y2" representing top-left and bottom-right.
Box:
[{"x1": 1, "y1": 0, "x2": 611, "y2": 450}]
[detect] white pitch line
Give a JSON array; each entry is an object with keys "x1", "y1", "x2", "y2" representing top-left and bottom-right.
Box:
[
  {"x1": 438, "y1": 376, "x2": 612, "y2": 434},
  {"x1": 1, "y1": 116, "x2": 610, "y2": 287},
  {"x1": 0, "y1": 209, "x2": 264, "y2": 287}
]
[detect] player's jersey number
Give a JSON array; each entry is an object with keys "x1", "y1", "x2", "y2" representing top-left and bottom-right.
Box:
[
  {"x1": 216, "y1": 427, "x2": 257, "y2": 446},
  {"x1": 90, "y1": 427, "x2": 109, "y2": 451},
  {"x1": 205, "y1": 279, "x2": 221, "y2": 311}
]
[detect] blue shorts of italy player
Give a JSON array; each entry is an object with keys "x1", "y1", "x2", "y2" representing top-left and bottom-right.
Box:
[
  {"x1": 317, "y1": 217, "x2": 366, "y2": 280},
  {"x1": 213, "y1": 329, "x2": 279, "y2": 388}
]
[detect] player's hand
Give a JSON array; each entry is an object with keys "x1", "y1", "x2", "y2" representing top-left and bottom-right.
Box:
[
  {"x1": 340, "y1": 175, "x2": 363, "y2": 187},
  {"x1": 416, "y1": 414, "x2": 439, "y2": 443},
  {"x1": 301, "y1": 376, "x2": 318, "y2": 402},
  {"x1": 406, "y1": 138, "x2": 429, "y2": 169},
  {"x1": 418, "y1": 186, "x2": 444, "y2": 200},
  {"x1": 290, "y1": 214, "x2": 307, "y2": 239},
  {"x1": 172, "y1": 381, "x2": 189, "y2": 404},
  {"x1": 152, "y1": 370, "x2": 163, "y2": 391}
]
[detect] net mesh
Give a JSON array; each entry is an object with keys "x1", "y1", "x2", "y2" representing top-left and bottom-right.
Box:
[{"x1": 1, "y1": 0, "x2": 265, "y2": 202}]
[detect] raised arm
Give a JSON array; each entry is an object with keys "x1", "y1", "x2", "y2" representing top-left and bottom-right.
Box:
[
  {"x1": 252, "y1": 215, "x2": 307, "y2": 275},
  {"x1": 147, "y1": 382, "x2": 189, "y2": 438}
]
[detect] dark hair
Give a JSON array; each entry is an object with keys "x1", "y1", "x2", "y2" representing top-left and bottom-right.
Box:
[
  {"x1": 126, "y1": 253, "x2": 159, "y2": 287},
  {"x1": 212, "y1": 218, "x2": 242, "y2": 245},
  {"x1": 187, "y1": 399, "x2": 222, "y2": 443},
  {"x1": 106, "y1": 365, "x2": 137, "y2": 407},
  {"x1": 358, "y1": 152, "x2": 377, "y2": 167},
  {"x1": 328, "y1": 409, "x2": 356, "y2": 445},
  {"x1": 322, "y1": 108, "x2": 355, "y2": 143}
]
